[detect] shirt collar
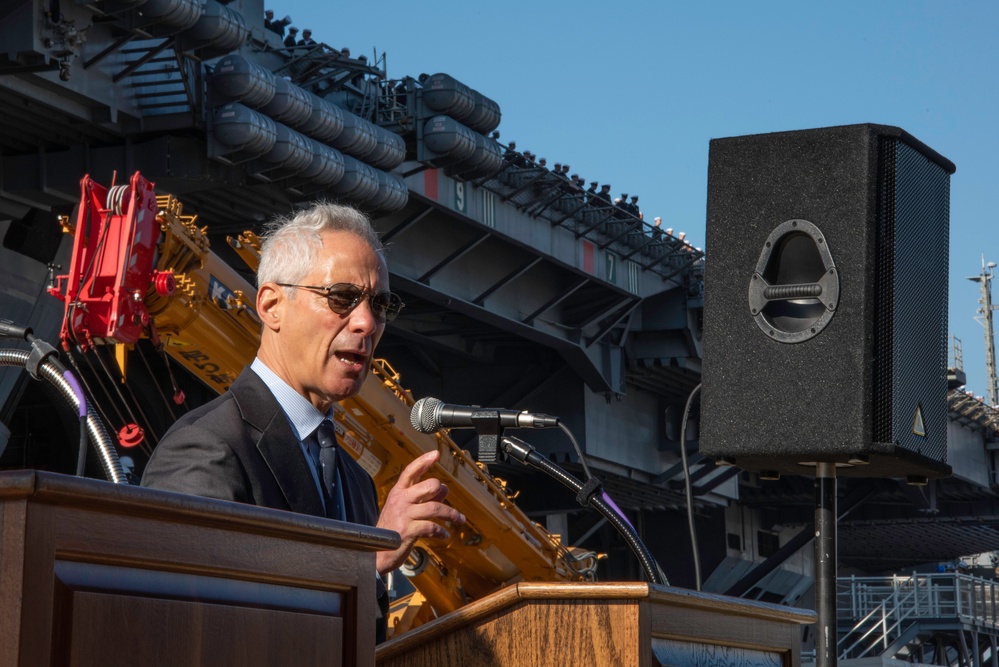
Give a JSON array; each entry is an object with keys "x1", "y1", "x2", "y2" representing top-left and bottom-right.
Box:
[{"x1": 250, "y1": 358, "x2": 331, "y2": 441}]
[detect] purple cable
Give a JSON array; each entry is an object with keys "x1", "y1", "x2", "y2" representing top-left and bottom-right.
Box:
[
  {"x1": 63, "y1": 370, "x2": 88, "y2": 419},
  {"x1": 601, "y1": 491, "x2": 635, "y2": 532}
]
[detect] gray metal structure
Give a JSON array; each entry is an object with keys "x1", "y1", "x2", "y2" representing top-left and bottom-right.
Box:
[
  {"x1": 805, "y1": 572, "x2": 999, "y2": 667},
  {"x1": 969, "y1": 259, "x2": 998, "y2": 408}
]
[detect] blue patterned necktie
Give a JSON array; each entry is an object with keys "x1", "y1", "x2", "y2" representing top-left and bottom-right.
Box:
[{"x1": 315, "y1": 419, "x2": 343, "y2": 521}]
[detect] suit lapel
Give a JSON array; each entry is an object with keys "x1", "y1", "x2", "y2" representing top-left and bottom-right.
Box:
[
  {"x1": 230, "y1": 370, "x2": 326, "y2": 518},
  {"x1": 256, "y1": 415, "x2": 326, "y2": 518}
]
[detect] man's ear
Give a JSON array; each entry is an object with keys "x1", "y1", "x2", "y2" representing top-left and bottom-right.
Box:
[{"x1": 257, "y1": 283, "x2": 284, "y2": 332}]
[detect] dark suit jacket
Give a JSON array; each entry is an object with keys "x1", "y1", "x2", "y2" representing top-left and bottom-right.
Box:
[
  {"x1": 141, "y1": 367, "x2": 388, "y2": 638},
  {"x1": 142, "y1": 367, "x2": 379, "y2": 526}
]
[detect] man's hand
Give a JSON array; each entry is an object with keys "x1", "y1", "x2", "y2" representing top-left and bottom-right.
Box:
[{"x1": 375, "y1": 449, "x2": 466, "y2": 575}]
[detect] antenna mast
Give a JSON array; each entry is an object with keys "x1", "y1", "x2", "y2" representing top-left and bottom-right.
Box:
[{"x1": 970, "y1": 256, "x2": 999, "y2": 406}]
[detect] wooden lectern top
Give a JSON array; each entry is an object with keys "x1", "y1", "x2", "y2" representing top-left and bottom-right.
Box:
[
  {"x1": 0, "y1": 470, "x2": 399, "y2": 667},
  {"x1": 377, "y1": 581, "x2": 816, "y2": 667},
  {"x1": 0, "y1": 469, "x2": 400, "y2": 552}
]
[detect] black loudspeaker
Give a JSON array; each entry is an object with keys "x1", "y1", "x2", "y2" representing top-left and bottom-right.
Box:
[{"x1": 700, "y1": 124, "x2": 955, "y2": 480}]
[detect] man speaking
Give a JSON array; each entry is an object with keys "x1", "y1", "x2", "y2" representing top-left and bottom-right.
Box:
[{"x1": 142, "y1": 202, "x2": 465, "y2": 636}]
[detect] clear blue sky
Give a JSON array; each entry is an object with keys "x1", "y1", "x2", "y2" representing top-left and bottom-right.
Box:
[{"x1": 277, "y1": 0, "x2": 999, "y2": 399}]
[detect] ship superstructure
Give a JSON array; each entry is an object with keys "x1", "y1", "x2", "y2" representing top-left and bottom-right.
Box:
[{"x1": 2, "y1": 3, "x2": 999, "y2": 661}]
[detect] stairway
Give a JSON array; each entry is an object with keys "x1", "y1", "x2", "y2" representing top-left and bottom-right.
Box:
[{"x1": 117, "y1": 37, "x2": 197, "y2": 117}]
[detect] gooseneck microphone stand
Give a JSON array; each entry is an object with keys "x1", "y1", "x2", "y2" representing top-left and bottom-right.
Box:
[{"x1": 497, "y1": 434, "x2": 667, "y2": 587}]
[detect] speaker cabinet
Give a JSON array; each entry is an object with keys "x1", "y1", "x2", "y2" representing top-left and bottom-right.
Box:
[{"x1": 700, "y1": 124, "x2": 954, "y2": 480}]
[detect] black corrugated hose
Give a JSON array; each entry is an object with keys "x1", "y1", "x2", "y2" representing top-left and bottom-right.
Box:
[
  {"x1": 0, "y1": 320, "x2": 126, "y2": 483},
  {"x1": 501, "y1": 435, "x2": 667, "y2": 586}
]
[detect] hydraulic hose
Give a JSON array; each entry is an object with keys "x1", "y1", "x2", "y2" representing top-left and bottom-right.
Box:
[{"x1": 0, "y1": 348, "x2": 127, "y2": 484}]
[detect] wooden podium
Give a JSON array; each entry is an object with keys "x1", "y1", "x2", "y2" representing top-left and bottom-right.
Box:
[
  {"x1": 376, "y1": 582, "x2": 816, "y2": 667},
  {"x1": 0, "y1": 471, "x2": 399, "y2": 667}
]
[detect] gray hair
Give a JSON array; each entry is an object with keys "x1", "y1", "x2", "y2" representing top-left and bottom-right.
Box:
[{"x1": 257, "y1": 202, "x2": 382, "y2": 288}]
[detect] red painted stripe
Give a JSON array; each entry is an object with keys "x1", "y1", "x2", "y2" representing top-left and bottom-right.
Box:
[
  {"x1": 582, "y1": 240, "x2": 594, "y2": 273},
  {"x1": 424, "y1": 168, "x2": 438, "y2": 200}
]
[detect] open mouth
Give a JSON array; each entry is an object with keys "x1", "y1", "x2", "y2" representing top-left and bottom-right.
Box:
[{"x1": 336, "y1": 351, "x2": 367, "y2": 370}]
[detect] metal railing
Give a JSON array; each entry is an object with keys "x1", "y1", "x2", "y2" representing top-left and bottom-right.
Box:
[{"x1": 834, "y1": 573, "x2": 999, "y2": 660}]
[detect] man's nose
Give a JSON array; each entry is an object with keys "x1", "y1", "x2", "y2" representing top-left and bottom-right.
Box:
[{"x1": 348, "y1": 297, "x2": 380, "y2": 334}]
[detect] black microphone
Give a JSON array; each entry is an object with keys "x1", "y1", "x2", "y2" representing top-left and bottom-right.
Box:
[{"x1": 410, "y1": 397, "x2": 559, "y2": 433}]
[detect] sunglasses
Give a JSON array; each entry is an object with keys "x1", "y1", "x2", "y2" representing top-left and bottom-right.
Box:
[{"x1": 277, "y1": 283, "x2": 405, "y2": 323}]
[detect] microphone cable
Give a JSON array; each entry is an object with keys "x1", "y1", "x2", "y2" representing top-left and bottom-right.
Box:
[
  {"x1": 558, "y1": 421, "x2": 593, "y2": 481},
  {"x1": 679, "y1": 383, "x2": 702, "y2": 590}
]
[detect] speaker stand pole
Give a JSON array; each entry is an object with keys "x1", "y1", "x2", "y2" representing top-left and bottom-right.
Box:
[{"x1": 815, "y1": 462, "x2": 838, "y2": 667}]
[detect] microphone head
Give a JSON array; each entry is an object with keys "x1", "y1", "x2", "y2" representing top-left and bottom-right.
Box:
[{"x1": 410, "y1": 397, "x2": 443, "y2": 433}]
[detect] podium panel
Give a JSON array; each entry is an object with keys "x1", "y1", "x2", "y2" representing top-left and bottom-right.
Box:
[
  {"x1": 67, "y1": 591, "x2": 341, "y2": 667},
  {"x1": 0, "y1": 471, "x2": 398, "y2": 667},
  {"x1": 376, "y1": 582, "x2": 815, "y2": 667}
]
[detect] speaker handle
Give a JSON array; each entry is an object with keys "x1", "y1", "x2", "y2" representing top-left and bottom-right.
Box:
[
  {"x1": 748, "y1": 219, "x2": 839, "y2": 343},
  {"x1": 749, "y1": 271, "x2": 840, "y2": 311}
]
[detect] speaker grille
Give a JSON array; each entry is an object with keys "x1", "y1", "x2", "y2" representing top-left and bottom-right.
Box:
[{"x1": 874, "y1": 137, "x2": 950, "y2": 463}]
